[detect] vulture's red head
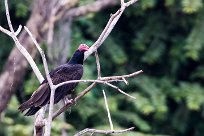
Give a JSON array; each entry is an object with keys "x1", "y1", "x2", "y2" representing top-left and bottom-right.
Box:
[
  {"x1": 68, "y1": 44, "x2": 89, "y2": 65},
  {"x1": 78, "y1": 44, "x2": 89, "y2": 52}
]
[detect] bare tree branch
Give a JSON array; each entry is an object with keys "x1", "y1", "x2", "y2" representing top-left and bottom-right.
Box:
[
  {"x1": 121, "y1": 0, "x2": 125, "y2": 5},
  {"x1": 74, "y1": 127, "x2": 135, "y2": 136},
  {"x1": 95, "y1": 51, "x2": 101, "y2": 79},
  {"x1": 122, "y1": 77, "x2": 129, "y2": 85},
  {"x1": 84, "y1": 0, "x2": 138, "y2": 60},
  {"x1": 54, "y1": 79, "x2": 124, "y2": 88},
  {"x1": 101, "y1": 70, "x2": 143, "y2": 80},
  {"x1": 0, "y1": 25, "x2": 22, "y2": 37},
  {"x1": 34, "y1": 107, "x2": 46, "y2": 136},
  {"x1": 55, "y1": 70, "x2": 143, "y2": 89},
  {"x1": 102, "y1": 90, "x2": 114, "y2": 130},
  {"x1": 106, "y1": 82, "x2": 136, "y2": 99},
  {"x1": 97, "y1": 51, "x2": 113, "y2": 131}
]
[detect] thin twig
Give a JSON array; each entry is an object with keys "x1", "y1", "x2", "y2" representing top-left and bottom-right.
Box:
[
  {"x1": 0, "y1": 25, "x2": 22, "y2": 36},
  {"x1": 34, "y1": 107, "x2": 46, "y2": 136},
  {"x1": 0, "y1": 26, "x2": 12, "y2": 36},
  {"x1": 55, "y1": 79, "x2": 121, "y2": 88},
  {"x1": 126, "y1": 0, "x2": 138, "y2": 6},
  {"x1": 101, "y1": 70, "x2": 143, "y2": 80},
  {"x1": 14, "y1": 25, "x2": 22, "y2": 36},
  {"x1": 95, "y1": 51, "x2": 101, "y2": 79},
  {"x1": 74, "y1": 127, "x2": 135, "y2": 136},
  {"x1": 121, "y1": 0, "x2": 125, "y2": 5},
  {"x1": 122, "y1": 77, "x2": 128, "y2": 85},
  {"x1": 102, "y1": 90, "x2": 113, "y2": 130},
  {"x1": 106, "y1": 82, "x2": 136, "y2": 100}
]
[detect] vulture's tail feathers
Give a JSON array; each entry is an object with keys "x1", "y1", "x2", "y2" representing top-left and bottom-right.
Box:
[
  {"x1": 18, "y1": 83, "x2": 49, "y2": 115},
  {"x1": 24, "y1": 106, "x2": 41, "y2": 116},
  {"x1": 18, "y1": 99, "x2": 33, "y2": 112}
]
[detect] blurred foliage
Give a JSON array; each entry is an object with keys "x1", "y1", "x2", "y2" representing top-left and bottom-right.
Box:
[{"x1": 1, "y1": 0, "x2": 204, "y2": 136}]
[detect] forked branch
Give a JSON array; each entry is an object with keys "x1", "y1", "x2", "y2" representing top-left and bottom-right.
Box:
[
  {"x1": 84, "y1": 0, "x2": 138, "y2": 59},
  {"x1": 74, "y1": 127, "x2": 135, "y2": 136}
]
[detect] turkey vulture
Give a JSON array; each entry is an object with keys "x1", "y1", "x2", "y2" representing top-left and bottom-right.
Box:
[{"x1": 18, "y1": 44, "x2": 89, "y2": 116}]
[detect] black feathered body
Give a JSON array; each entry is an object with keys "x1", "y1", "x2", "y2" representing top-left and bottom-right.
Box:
[{"x1": 18, "y1": 49, "x2": 86, "y2": 116}]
